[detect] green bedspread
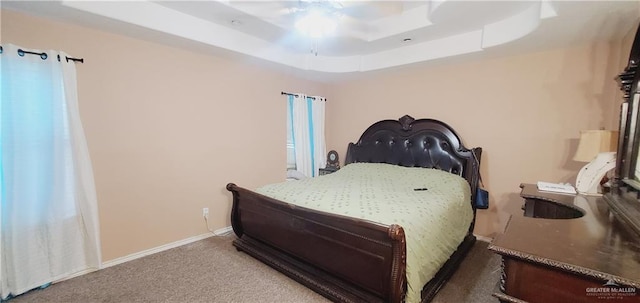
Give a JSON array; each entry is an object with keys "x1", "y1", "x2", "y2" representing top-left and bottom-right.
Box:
[{"x1": 256, "y1": 163, "x2": 473, "y2": 303}]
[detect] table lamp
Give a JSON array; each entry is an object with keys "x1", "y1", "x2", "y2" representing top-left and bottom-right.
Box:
[{"x1": 573, "y1": 130, "x2": 619, "y2": 196}]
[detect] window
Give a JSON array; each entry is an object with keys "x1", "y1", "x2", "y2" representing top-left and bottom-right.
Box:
[
  {"x1": 286, "y1": 96, "x2": 296, "y2": 170},
  {"x1": 1, "y1": 44, "x2": 101, "y2": 299},
  {"x1": 284, "y1": 93, "x2": 326, "y2": 177}
]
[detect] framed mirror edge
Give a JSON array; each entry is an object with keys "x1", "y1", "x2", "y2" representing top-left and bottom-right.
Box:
[{"x1": 604, "y1": 21, "x2": 640, "y2": 238}]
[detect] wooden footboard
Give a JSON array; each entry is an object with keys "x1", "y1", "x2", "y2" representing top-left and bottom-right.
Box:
[{"x1": 227, "y1": 183, "x2": 407, "y2": 303}]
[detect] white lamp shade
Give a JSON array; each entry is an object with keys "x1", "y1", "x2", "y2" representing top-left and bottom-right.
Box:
[{"x1": 573, "y1": 130, "x2": 619, "y2": 162}]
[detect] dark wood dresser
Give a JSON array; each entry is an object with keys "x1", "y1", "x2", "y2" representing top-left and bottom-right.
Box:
[{"x1": 489, "y1": 183, "x2": 640, "y2": 303}]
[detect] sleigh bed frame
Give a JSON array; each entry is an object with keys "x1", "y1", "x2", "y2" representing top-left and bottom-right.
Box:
[{"x1": 226, "y1": 115, "x2": 482, "y2": 303}]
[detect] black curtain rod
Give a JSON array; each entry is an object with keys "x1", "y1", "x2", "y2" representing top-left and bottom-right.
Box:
[
  {"x1": 0, "y1": 46, "x2": 84, "y2": 63},
  {"x1": 281, "y1": 91, "x2": 327, "y2": 102}
]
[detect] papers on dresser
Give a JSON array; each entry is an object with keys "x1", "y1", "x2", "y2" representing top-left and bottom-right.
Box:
[{"x1": 536, "y1": 181, "x2": 577, "y2": 194}]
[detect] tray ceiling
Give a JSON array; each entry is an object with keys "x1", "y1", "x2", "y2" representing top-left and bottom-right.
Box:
[{"x1": 3, "y1": 1, "x2": 639, "y2": 74}]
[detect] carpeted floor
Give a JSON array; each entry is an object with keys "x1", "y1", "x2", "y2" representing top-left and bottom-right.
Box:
[{"x1": 9, "y1": 235, "x2": 500, "y2": 303}]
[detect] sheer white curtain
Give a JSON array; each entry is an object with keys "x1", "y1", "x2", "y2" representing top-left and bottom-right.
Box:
[
  {"x1": 1, "y1": 44, "x2": 101, "y2": 299},
  {"x1": 290, "y1": 94, "x2": 326, "y2": 177},
  {"x1": 311, "y1": 96, "x2": 326, "y2": 176}
]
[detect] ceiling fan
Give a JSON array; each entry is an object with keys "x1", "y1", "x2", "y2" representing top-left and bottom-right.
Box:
[
  {"x1": 282, "y1": 0, "x2": 403, "y2": 38},
  {"x1": 287, "y1": 1, "x2": 342, "y2": 38},
  {"x1": 288, "y1": 0, "x2": 403, "y2": 19}
]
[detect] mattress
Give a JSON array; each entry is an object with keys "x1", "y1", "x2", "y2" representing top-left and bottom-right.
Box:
[{"x1": 256, "y1": 163, "x2": 473, "y2": 303}]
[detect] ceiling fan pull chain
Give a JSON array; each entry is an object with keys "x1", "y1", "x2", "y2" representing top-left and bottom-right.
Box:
[{"x1": 312, "y1": 39, "x2": 319, "y2": 56}]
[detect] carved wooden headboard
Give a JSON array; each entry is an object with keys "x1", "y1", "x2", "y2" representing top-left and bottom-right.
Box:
[{"x1": 345, "y1": 115, "x2": 482, "y2": 219}]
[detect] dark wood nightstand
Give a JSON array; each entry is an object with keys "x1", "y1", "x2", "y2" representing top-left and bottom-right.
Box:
[
  {"x1": 318, "y1": 167, "x2": 338, "y2": 175},
  {"x1": 489, "y1": 184, "x2": 640, "y2": 303}
]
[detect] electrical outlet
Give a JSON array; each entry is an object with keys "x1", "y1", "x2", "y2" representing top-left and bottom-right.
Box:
[{"x1": 202, "y1": 207, "x2": 209, "y2": 219}]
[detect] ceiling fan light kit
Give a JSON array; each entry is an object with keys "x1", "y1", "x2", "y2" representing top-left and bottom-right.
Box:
[
  {"x1": 295, "y1": 10, "x2": 339, "y2": 39},
  {"x1": 294, "y1": 1, "x2": 342, "y2": 39}
]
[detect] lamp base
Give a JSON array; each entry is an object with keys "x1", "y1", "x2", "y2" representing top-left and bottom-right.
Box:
[{"x1": 575, "y1": 152, "x2": 616, "y2": 196}]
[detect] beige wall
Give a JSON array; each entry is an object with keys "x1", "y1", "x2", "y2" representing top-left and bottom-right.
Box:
[
  {"x1": 325, "y1": 41, "x2": 629, "y2": 237},
  {"x1": 3, "y1": 8, "x2": 634, "y2": 259},
  {"x1": 2, "y1": 9, "x2": 326, "y2": 261}
]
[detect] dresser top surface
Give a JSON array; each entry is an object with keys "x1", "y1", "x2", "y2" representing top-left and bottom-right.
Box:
[{"x1": 489, "y1": 183, "x2": 640, "y2": 286}]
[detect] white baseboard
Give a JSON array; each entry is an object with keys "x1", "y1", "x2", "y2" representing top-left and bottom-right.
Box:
[
  {"x1": 55, "y1": 226, "x2": 233, "y2": 283},
  {"x1": 102, "y1": 226, "x2": 233, "y2": 269}
]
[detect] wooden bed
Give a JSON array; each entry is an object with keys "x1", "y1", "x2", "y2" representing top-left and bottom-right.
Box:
[{"x1": 226, "y1": 115, "x2": 482, "y2": 303}]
